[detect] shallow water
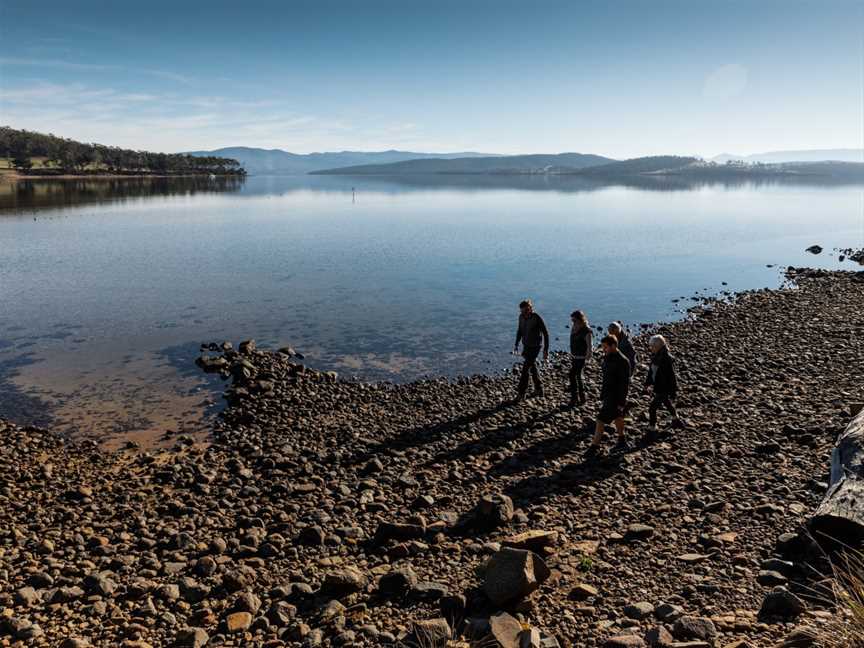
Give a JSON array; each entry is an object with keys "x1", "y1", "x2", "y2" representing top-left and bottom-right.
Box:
[{"x1": 1, "y1": 174, "x2": 862, "y2": 444}]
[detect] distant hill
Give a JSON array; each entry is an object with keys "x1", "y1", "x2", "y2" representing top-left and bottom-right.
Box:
[
  {"x1": 311, "y1": 153, "x2": 615, "y2": 175},
  {"x1": 185, "y1": 147, "x2": 498, "y2": 175},
  {"x1": 712, "y1": 149, "x2": 864, "y2": 164},
  {"x1": 580, "y1": 156, "x2": 699, "y2": 176}
]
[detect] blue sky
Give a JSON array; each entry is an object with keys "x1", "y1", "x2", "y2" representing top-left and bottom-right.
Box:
[{"x1": 1, "y1": 0, "x2": 861, "y2": 157}]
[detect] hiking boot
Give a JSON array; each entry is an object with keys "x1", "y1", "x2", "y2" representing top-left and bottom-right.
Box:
[
  {"x1": 527, "y1": 389, "x2": 545, "y2": 400},
  {"x1": 671, "y1": 418, "x2": 687, "y2": 430},
  {"x1": 643, "y1": 426, "x2": 658, "y2": 443},
  {"x1": 510, "y1": 393, "x2": 525, "y2": 405},
  {"x1": 584, "y1": 444, "x2": 602, "y2": 459}
]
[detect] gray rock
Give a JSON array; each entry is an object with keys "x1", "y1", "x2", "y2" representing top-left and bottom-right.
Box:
[
  {"x1": 760, "y1": 587, "x2": 806, "y2": 619},
  {"x1": 483, "y1": 547, "x2": 550, "y2": 607},
  {"x1": 475, "y1": 493, "x2": 515, "y2": 528},
  {"x1": 175, "y1": 627, "x2": 209, "y2": 648},
  {"x1": 378, "y1": 567, "x2": 418, "y2": 598},
  {"x1": 489, "y1": 611, "x2": 523, "y2": 648},
  {"x1": 623, "y1": 601, "x2": 654, "y2": 620},
  {"x1": 672, "y1": 616, "x2": 717, "y2": 640},
  {"x1": 409, "y1": 618, "x2": 451, "y2": 648}
]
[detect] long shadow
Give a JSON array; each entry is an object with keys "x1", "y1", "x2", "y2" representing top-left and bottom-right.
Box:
[
  {"x1": 420, "y1": 403, "x2": 587, "y2": 469},
  {"x1": 347, "y1": 399, "x2": 512, "y2": 467},
  {"x1": 503, "y1": 452, "x2": 627, "y2": 509}
]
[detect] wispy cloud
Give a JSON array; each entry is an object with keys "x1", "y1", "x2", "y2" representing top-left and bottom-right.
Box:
[
  {"x1": 0, "y1": 80, "x2": 367, "y2": 152},
  {"x1": 0, "y1": 57, "x2": 193, "y2": 84}
]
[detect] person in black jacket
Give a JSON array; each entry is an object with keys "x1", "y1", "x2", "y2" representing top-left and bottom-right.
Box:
[
  {"x1": 586, "y1": 335, "x2": 631, "y2": 455},
  {"x1": 568, "y1": 310, "x2": 593, "y2": 406},
  {"x1": 644, "y1": 334, "x2": 685, "y2": 438},
  {"x1": 608, "y1": 322, "x2": 636, "y2": 377},
  {"x1": 512, "y1": 299, "x2": 549, "y2": 402}
]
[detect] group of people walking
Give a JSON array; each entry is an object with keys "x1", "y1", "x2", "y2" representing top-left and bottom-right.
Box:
[{"x1": 513, "y1": 299, "x2": 685, "y2": 456}]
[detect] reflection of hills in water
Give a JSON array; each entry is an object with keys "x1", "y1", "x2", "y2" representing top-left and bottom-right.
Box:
[
  {"x1": 3, "y1": 172, "x2": 862, "y2": 212},
  {"x1": 0, "y1": 176, "x2": 246, "y2": 212},
  {"x1": 328, "y1": 172, "x2": 864, "y2": 194}
]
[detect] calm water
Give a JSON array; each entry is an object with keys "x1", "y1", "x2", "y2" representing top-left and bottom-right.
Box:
[{"x1": 1, "y1": 175, "x2": 862, "y2": 444}]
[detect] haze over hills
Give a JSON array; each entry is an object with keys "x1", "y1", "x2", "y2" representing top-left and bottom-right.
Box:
[
  {"x1": 184, "y1": 147, "x2": 498, "y2": 175},
  {"x1": 186, "y1": 147, "x2": 864, "y2": 177},
  {"x1": 310, "y1": 153, "x2": 615, "y2": 175},
  {"x1": 711, "y1": 149, "x2": 864, "y2": 164}
]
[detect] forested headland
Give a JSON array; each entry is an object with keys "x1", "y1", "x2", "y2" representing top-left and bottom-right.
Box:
[{"x1": 0, "y1": 126, "x2": 245, "y2": 177}]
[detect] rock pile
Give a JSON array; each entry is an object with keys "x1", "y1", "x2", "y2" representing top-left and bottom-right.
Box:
[{"x1": 2, "y1": 270, "x2": 863, "y2": 646}]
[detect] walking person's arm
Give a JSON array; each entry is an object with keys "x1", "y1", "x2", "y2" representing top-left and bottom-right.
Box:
[
  {"x1": 514, "y1": 321, "x2": 522, "y2": 353},
  {"x1": 539, "y1": 315, "x2": 550, "y2": 360}
]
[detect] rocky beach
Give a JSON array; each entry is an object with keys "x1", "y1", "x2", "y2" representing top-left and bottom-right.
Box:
[{"x1": 2, "y1": 267, "x2": 863, "y2": 648}]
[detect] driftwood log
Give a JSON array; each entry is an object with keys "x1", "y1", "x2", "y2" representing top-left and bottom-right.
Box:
[{"x1": 809, "y1": 408, "x2": 864, "y2": 547}]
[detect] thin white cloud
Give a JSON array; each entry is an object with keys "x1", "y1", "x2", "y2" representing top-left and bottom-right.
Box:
[{"x1": 0, "y1": 57, "x2": 193, "y2": 84}]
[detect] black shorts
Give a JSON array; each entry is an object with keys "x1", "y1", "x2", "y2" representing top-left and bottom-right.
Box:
[{"x1": 598, "y1": 402, "x2": 622, "y2": 424}]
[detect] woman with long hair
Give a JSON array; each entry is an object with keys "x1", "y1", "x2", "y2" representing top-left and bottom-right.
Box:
[{"x1": 568, "y1": 310, "x2": 593, "y2": 406}]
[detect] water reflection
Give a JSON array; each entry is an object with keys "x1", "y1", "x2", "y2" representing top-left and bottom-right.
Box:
[
  {"x1": 0, "y1": 175, "x2": 246, "y2": 212},
  {"x1": 3, "y1": 171, "x2": 860, "y2": 215}
]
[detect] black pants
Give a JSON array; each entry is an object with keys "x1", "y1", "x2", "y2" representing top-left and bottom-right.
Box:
[
  {"x1": 518, "y1": 347, "x2": 542, "y2": 395},
  {"x1": 649, "y1": 392, "x2": 678, "y2": 427},
  {"x1": 569, "y1": 358, "x2": 586, "y2": 402}
]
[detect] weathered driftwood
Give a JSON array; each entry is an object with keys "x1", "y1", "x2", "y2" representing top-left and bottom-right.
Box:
[{"x1": 810, "y1": 410, "x2": 864, "y2": 546}]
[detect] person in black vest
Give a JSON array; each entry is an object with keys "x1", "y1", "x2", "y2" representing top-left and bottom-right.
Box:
[
  {"x1": 644, "y1": 334, "x2": 685, "y2": 439},
  {"x1": 568, "y1": 310, "x2": 593, "y2": 407},
  {"x1": 586, "y1": 335, "x2": 631, "y2": 455},
  {"x1": 608, "y1": 321, "x2": 637, "y2": 377},
  {"x1": 512, "y1": 299, "x2": 549, "y2": 402}
]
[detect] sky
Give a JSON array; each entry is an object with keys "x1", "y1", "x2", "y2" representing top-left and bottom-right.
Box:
[{"x1": 1, "y1": 0, "x2": 862, "y2": 158}]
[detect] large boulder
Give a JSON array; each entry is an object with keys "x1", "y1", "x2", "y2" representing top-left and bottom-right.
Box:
[{"x1": 483, "y1": 547, "x2": 550, "y2": 607}]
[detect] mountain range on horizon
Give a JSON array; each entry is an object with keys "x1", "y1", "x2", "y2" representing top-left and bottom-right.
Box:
[
  {"x1": 710, "y1": 149, "x2": 864, "y2": 164},
  {"x1": 183, "y1": 147, "x2": 500, "y2": 175},
  {"x1": 187, "y1": 146, "x2": 864, "y2": 176}
]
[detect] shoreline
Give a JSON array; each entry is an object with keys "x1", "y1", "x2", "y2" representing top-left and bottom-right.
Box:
[
  {"x1": 0, "y1": 170, "x2": 245, "y2": 181},
  {"x1": 2, "y1": 267, "x2": 863, "y2": 647}
]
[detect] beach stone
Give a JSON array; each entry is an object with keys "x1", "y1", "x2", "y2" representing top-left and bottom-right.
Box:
[
  {"x1": 408, "y1": 618, "x2": 450, "y2": 647},
  {"x1": 483, "y1": 547, "x2": 550, "y2": 606},
  {"x1": 175, "y1": 627, "x2": 209, "y2": 648},
  {"x1": 489, "y1": 611, "x2": 523, "y2": 648},
  {"x1": 378, "y1": 567, "x2": 418, "y2": 597},
  {"x1": 226, "y1": 611, "x2": 253, "y2": 633},
  {"x1": 623, "y1": 601, "x2": 654, "y2": 620},
  {"x1": 625, "y1": 524, "x2": 654, "y2": 542},
  {"x1": 644, "y1": 626, "x2": 674, "y2": 647},
  {"x1": 672, "y1": 616, "x2": 717, "y2": 641},
  {"x1": 503, "y1": 530, "x2": 559, "y2": 552},
  {"x1": 322, "y1": 567, "x2": 368, "y2": 595},
  {"x1": 760, "y1": 587, "x2": 805, "y2": 618},
  {"x1": 604, "y1": 635, "x2": 646, "y2": 648},
  {"x1": 475, "y1": 493, "x2": 514, "y2": 528}
]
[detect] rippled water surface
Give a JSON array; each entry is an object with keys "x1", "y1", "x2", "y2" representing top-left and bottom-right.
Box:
[{"x1": 1, "y1": 174, "x2": 862, "y2": 444}]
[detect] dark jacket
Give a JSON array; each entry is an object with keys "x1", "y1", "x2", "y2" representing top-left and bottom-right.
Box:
[
  {"x1": 600, "y1": 350, "x2": 630, "y2": 406},
  {"x1": 646, "y1": 346, "x2": 678, "y2": 397},
  {"x1": 617, "y1": 333, "x2": 637, "y2": 376},
  {"x1": 515, "y1": 312, "x2": 549, "y2": 353},
  {"x1": 570, "y1": 325, "x2": 592, "y2": 358}
]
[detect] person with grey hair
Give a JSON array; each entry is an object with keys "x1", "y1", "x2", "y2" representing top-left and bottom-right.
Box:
[
  {"x1": 644, "y1": 334, "x2": 685, "y2": 439},
  {"x1": 608, "y1": 321, "x2": 637, "y2": 377}
]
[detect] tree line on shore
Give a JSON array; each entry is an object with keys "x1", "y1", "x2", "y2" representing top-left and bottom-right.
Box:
[{"x1": 0, "y1": 126, "x2": 245, "y2": 176}]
